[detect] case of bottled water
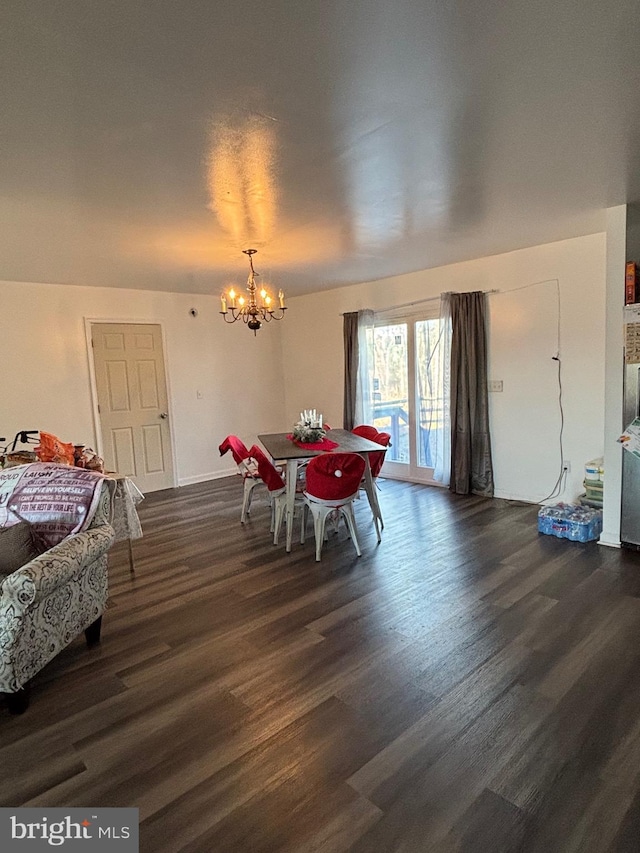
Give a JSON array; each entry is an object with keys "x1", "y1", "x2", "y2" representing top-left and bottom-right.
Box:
[{"x1": 537, "y1": 503, "x2": 603, "y2": 542}]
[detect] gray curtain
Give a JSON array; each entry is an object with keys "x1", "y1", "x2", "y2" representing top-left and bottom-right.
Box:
[
  {"x1": 449, "y1": 291, "x2": 494, "y2": 496},
  {"x1": 343, "y1": 312, "x2": 359, "y2": 429}
]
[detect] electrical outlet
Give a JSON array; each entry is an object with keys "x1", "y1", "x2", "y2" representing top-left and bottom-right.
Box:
[
  {"x1": 563, "y1": 461, "x2": 571, "y2": 473},
  {"x1": 488, "y1": 379, "x2": 503, "y2": 392}
]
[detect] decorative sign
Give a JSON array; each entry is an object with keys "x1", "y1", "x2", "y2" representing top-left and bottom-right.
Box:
[
  {"x1": 625, "y1": 322, "x2": 640, "y2": 363},
  {"x1": 619, "y1": 418, "x2": 640, "y2": 458}
]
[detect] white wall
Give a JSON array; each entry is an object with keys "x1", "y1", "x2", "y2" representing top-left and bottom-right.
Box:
[
  {"x1": 1, "y1": 280, "x2": 286, "y2": 486},
  {"x1": 1, "y1": 231, "x2": 610, "y2": 504},
  {"x1": 281, "y1": 233, "x2": 607, "y2": 503},
  {"x1": 601, "y1": 205, "x2": 626, "y2": 546}
]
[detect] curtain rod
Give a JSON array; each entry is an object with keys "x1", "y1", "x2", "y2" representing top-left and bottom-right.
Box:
[
  {"x1": 339, "y1": 290, "x2": 496, "y2": 315},
  {"x1": 339, "y1": 278, "x2": 558, "y2": 315}
]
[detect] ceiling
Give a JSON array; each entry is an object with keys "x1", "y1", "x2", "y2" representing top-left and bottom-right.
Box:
[{"x1": 2, "y1": 0, "x2": 640, "y2": 297}]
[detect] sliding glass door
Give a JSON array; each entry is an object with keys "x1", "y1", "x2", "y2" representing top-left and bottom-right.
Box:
[{"x1": 372, "y1": 309, "x2": 448, "y2": 484}]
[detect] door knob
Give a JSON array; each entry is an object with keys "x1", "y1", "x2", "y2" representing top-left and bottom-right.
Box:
[{"x1": 159, "y1": 412, "x2": 168, "y2": 419}]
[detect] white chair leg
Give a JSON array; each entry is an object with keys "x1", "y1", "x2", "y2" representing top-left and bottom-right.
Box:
[
  {"x1": 273, "y1": 497, "x2": 285, "y2": 545},
  {"x1": 300, "y1": 504, "x2": 308, "y2": 544},
  {"x1": 311, "y1": 505, "x2": 331, "y2": 561},
  {"x1": 269, "y1": 494, "x2": 276, "y2": 533},
  {"x1": 241, "y1": 479, "x2": 258, "y2": 523},
  {"x1": 341, "y1": 503, "x2": 362, "y2": 557},
  {"x1": 313, "y1": 510, "x2": 324, "y2": 561}
]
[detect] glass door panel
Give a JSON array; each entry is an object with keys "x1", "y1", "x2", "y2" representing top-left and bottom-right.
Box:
[
  {"x1": 415, "y1": 319, "x2": 445, "y2": 472},
  {"x1": 370, "y1": 312, "x2": 447, "y2": 484},
  {"x1": 372, "y1": 324, "x2": 408, "y2": 465}
]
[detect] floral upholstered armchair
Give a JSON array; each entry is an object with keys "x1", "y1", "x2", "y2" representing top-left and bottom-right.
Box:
[{"x1": 0, "y1": 473, "x2": 115, "y2": 713}]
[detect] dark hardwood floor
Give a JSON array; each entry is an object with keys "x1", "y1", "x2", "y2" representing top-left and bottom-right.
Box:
[{"x1": 3, "y1": 476, "x2": 640, "y2": 852}]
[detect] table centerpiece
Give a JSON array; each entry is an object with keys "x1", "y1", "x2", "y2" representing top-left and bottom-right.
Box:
[{"x1": 292, "y1": 410, "x2": 325, "y2": 444}]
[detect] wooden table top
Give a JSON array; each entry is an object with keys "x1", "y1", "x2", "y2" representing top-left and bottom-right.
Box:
[{"x1": 258, "y1": 428, "x2": 384, "y2": 461}]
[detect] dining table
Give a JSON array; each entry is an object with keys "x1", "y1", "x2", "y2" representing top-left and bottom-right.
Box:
[{"x1": 258, "y1": 428, "x2": 385, "y2": 552}]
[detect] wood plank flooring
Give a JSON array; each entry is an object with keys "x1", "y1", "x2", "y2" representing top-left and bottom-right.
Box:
[{"x1": 3, "y1": 476, "x2": 640, "y2": 852}]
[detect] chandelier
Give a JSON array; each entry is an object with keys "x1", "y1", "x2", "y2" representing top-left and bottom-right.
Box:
[{"x1": 220, "y1": 249, "x2": 286, "y2": 334}]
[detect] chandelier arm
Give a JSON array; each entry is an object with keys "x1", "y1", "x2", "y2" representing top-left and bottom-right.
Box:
[{"x1": 268, "y1": 308, "x2": 287, "y2": 320}]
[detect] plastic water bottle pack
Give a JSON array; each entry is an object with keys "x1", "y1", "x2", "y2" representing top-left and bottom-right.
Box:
[{"x1": 537, "y1": 503, "x2": 603, "y2": 542}]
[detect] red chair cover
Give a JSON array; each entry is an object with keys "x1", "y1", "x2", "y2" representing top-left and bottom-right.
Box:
[
  {"x1": 247, "y1": 445, "x2": 286, "y2": 492},
  {"x1": 351, "y1": 425, "x2": 378, "y2": 442},
  {"x1": 219, "y1": 435, "x2": 250, "y2": 466},
  {"x1": 352, "y1": 425, "x2": 391, "y2": 477},
  {"x1": 305, "y1": 453, "x2": 365, "y2": 502}
]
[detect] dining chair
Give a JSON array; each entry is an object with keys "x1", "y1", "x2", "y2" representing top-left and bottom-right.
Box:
[
  {"x1": 351, "y1": 424, "x2": 392, "y2": 478},
  {"x1": 351, "y1": 424, "x2": 391, "y2": 533},
  {"x1": 301, "y1": 452, "x2": 366, "y2": 561},
  {"x1": 219, "y1": 435, "x2": 267, "y2": 523},
  {"x1": 247, "y1": 444, "x2": 304, "y2": 544}
]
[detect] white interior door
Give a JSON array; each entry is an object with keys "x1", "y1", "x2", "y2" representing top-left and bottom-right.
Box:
[{"x1": 91, "y1": 323, "x2": 175, "y2": 492}]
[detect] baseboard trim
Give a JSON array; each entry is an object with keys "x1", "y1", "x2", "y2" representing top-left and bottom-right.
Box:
[
  {"x1": 178, "y1": 468, "x2": 237, "y2": 487},
  {"x1": 493, "y1": 489, "x2": 537, "y2": 503}
]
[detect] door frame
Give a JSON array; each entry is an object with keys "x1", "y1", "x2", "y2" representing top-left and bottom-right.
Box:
[
  {"x1": 84, "y1": 317, "x2": 178, "y2": 488},
  {"x1": 373, "y1": 307, "x2": 446, "y2": 487}
]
